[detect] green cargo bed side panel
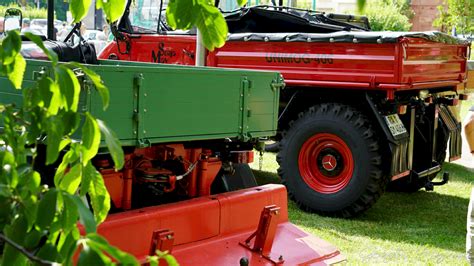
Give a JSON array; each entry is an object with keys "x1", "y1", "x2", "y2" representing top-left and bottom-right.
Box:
[
  {"x1": 0, "y1": 59, "x2": 280, "y2": 146},
  {"x1": 88, "y1": 62, "x2": 279, "y2": 145}
]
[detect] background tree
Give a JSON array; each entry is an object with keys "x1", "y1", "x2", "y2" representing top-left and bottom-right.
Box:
[
  {"x1": 434, "y1": 0, "x2": 474, "y2": 35},
  {"x1": 360, "y1": 0, "x2": 412, "y2": 31}
]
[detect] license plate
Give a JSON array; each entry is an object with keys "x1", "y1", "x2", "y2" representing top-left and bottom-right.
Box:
[{"x1": 384, "y1": 114, "x2": 407, "y2": 137}]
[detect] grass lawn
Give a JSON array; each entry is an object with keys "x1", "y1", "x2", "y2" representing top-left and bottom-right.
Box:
[{"x1": 250, "y1": 153, "x2": 473, "y2": 265}]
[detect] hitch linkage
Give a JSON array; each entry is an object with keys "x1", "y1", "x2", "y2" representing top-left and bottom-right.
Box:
[{"x1": 424, "y1": 172, "x2": 449, "y2": 191}]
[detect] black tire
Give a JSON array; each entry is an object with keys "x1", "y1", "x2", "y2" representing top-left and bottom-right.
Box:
[
  {"x1": 277, "y1": 103, "x2": 387, "y2": 218},
  {"x1": 264, "y1": 141, "x2": 280, "y2": 152}
]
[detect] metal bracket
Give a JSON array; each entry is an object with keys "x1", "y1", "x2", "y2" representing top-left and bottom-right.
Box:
[
  {"x1": 239, "y1": 205, "x2": 284, "y2": 264},
  {"x1": 240, "y1": 77, "x2": 251, "y2": 141},
  {"x1": 134, "y1": 73, "x2": 144, "y2": 144},
  {"x1": 149, "y1": 229, "x2": 175, "y2": 256}
]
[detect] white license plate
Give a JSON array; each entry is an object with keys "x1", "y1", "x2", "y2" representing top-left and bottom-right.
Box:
[{"x1": 384, "y1": 114, "x2": 407, "y2": 137}]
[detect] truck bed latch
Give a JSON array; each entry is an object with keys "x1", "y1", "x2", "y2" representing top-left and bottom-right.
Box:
[
  {"x1": 239, "y1": 205, "x2": 284, "y2": 264},
  {"x1": 149, "y1": 229, "x2": 174, "y2": 256}
]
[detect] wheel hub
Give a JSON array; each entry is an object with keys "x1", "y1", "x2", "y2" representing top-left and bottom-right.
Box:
[
  {"x1": 321, "y1": 154, "x2": 337, "y2": 171},
  {"x1": 298, "y1": 133, "x2": 354, "y2": 194}
]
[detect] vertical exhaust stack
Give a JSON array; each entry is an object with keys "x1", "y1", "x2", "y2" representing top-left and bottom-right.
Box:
[{"x1": 47, "y1": 0, "x2": 55, "y2": 40}]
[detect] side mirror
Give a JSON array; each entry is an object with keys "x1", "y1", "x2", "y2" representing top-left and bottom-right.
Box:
[{"x1": 4, "y1": 8, "x2": 23, "y2": 32}]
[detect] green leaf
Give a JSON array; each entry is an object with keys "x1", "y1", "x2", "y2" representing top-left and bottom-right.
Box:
[
  {"x1": 2, "y1": 216, "x2": 28, "y2": 266},
  {"x1": 97, "y1": 0, "x2": 127, "y2": 23},
  {"x1": 67, "y1": 194, "x2": 96, "y2": 233},
  {"x1": 1, "y1": 30, "x2": 21, "y2": 65},
  {"x1": 21, "y1": 196, "x2": 38, "y2": 230},
  {"x1": 69, "y1": 63, "x2": 109, "y2": 110},
  {"x1": 85, "y1": 162, "x2": 110, "y2": 224},
  {"x1": 78, "y1": 243, "x2": 108, "y2": 266},
  {"x1": 36, "y1": 243, "x2": 60, "y2": 263},
  {"x1": 56, "y1": 65, "x2": 81, "y2": 112},
  {"x1": 70, "y1": 0, "x2": 93, "y2": 23},
  {"x1": 24, "y1": 32, "x2": 58, "y2": 64},
  {"x1": 62, "y1": 192, "x2": 80, "y2": 231},
  {"x1": 18, "y1": 169, "x2": 40, "y2": 193},
  {"x1": 236, "y1": 0, "x2": 247, "y2": 6},
  {"x1": 62, "y1": 111, "x2": 81, "y2": 136},
  {"x1": 54, "y1": 148, "x2": 79, "y2": 187},
  {"x1": 24, "y1": 228, "x2": 45, "y2": 250},
  {"x1": 6, "y1": 53, "x2": 26, "y2": 89},
  {"x1": 36, "y1": 189, "x2": 58, "y2": 230},
  {"x1": 97, "y1": 119, "x2": 124, "y2": 170},
  {"x1": 87, "y1": 233, "x2": 139, "y2": 265},
  {"x1": 81, "y1": 112, "x2": 101, "y2": 165},
  {"x1": 60, "y1": 163, "x2": 82, "y2": 194},
  {"x1": 81, "y1": 161, "x2": 94, "y2": 196},
  {"x1": 166, "y1": 0, "x2": 227, "y2": 51},
  {"x1": 59, "y1": 228, "x2": 80, "y2": 263},
  {"x1": 0, "y1": 184, "x2": 12, "y2": 198},
  {"x1": 194, "y1": 2, "x2": 228, "y2": 51},
  {"x1": 148, "y1": 256, "x2": 159, "y2": 266},
  {"x1": 46, "y1": 117, "x2": 65, "y2": 165},
  {"x1": 156, "y1": 250, "x2": 179, "y2": 266},
  {"x1": 166, "y1": 0, "x2": 195, "y2": 30},
  {"x1": 60, "y1": 138, "x2": 72, "y2": 151},
  {"x1": 37, "y1": 76, "x2": 62, "y2": 116}
]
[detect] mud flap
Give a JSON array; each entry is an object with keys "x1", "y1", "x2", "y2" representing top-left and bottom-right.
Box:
[
  {"x1": 365, "y1": 94, "x2": 410, "y2": 180},
  {"x1": 439, "y1": 105, "x2": 462, "y2": 161}
]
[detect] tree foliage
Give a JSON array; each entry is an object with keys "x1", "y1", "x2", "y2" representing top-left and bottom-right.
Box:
[
  {"x1": 0, "y1": 29, "x2": 138, "y2": 265},
  {"x1": 0, "y1": 4, "x2": 48, "y2": 20},
  {"x1": 361, "y1": 0, "x2": 412, "y2": 31},
  {"x1": 433, "y1": 0, "x2": 474, "y2": 35}
]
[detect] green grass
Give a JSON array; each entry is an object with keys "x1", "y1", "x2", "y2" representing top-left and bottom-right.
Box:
[{"x1": 250, "y1": 153, "x2": 473, "y2": 265}]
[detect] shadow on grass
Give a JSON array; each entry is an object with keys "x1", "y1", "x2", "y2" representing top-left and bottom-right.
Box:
[
  {"x1": 253, "y1": 164, "x2": 472, "y2": 253},
  {"x1": 252, "y1": 169, "x2": 281, "y2": 185}
]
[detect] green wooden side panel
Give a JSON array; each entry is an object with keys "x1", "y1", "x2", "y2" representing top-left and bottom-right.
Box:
[{"x1": 0, "y1": 59, "x2": 281, "y2": 146}]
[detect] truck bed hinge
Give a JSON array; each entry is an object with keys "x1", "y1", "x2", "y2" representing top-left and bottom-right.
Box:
[
  {"x1": 239, "y1": 205, "x2": 284, "y2": 264},
  {"x1": 240, "y1": 77, "x2": 251, "y2": 141}
]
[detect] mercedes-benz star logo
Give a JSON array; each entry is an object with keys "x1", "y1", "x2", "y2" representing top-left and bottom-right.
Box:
[{"x1": 322, "y1": 154, "x2": 337, "y2": 171}]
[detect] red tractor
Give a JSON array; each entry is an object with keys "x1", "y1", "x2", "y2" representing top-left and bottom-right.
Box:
[
  {"x1": 100, "y1": 3, "x2": 470, "y2": 217},
  {"x1": 1, "y1": 5, "x2": 345, "y2": 265}
]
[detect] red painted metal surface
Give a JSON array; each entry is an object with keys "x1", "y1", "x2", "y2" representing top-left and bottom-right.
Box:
[
  {"x1": 298, "y1": 133, "x2": 354, "y2": 194},
  {"x1": 99, "y1": 34, "x2": 468, "y2": 93},
  {"x1": 98, "y1": 184, "x2": 344, "y2": 265},
  {"x1": 97, "y1": 144, "x2": 232, "y2": 210}
]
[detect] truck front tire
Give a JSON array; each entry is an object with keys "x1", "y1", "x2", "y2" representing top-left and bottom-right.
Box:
[{"x1": 277, "y1": 103, "x2": 388, "y2": 217}]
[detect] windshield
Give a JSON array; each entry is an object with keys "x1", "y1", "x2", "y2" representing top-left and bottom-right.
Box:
[
  {"x1": 126, "y1": 0, "x2": 246, "y2": 33},
  {"x1": 128, "y1": 0, "x2": 165, "y2": 33}
]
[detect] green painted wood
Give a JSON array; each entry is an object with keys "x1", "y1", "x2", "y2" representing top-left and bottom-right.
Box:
[{"x1": 0, "y1": 59, "x2": 281, "y2": 146}]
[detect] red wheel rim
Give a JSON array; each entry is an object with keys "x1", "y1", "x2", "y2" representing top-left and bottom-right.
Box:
[{"x1": 298, "y1": 133, "x2": 354, "y2": 194}]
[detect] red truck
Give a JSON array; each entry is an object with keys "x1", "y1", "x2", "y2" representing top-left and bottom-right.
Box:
[{"x1": 99, "y1": 4, "x2": 470, "y2": 217}]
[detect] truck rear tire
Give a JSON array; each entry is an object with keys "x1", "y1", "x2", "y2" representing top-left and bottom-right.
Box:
[{"x1": 277, "y1": 103, "x2": 387, "y2": 217}]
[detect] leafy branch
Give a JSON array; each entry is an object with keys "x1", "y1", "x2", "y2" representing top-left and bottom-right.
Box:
[{"x1": 0, "y1": 233, "x2": 56, "y2": 266}]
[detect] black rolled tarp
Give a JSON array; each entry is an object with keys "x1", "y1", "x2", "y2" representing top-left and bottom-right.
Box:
[
  {"x1": 227, "y1": 31, "x2": 470, "y2": 45},
  {"x1": 224, "y1": 6, "x2": 470, "y2": 45}
]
